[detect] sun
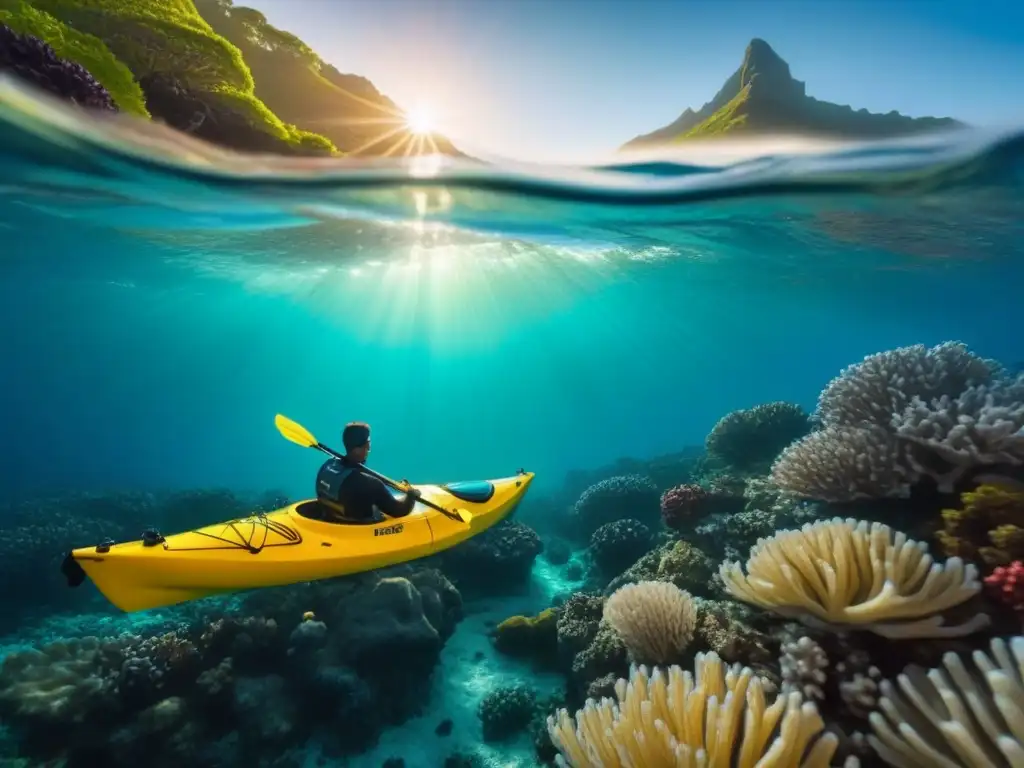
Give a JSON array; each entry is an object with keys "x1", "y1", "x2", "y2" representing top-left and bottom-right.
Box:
[{"x1": 405, "y1": 106, "x2": 436, "y2": 135}]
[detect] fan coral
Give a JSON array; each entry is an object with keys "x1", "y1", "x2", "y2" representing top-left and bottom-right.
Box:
[
  {"x1": 660, "y1": 483, "x2": 709, "y2": 530},
  {"x1": 984, "y1": 561, "x2": 1024, "y2": 612},
  {"x1": 937, "y1": 483, "x2": 1024, "y2": 568},
  {"x1": 867, "y1": 635, "x2": 1024, "y2": 767},
  {"x1": 0, "y1": 22, "x2": 118, "y2": 111},
  {"x1": 603, "y1": 581, "x2": 696, "y2": 665},
  {"x1": 706, "y1": 401, "x2": 811, "y2": 471},
  {"x1": 547, "y1": 652, "x2": 855, "y2": 767},
  {"x1": 719, "y1": 518, "x2": 990, "y2": 638},
  {"x1": 770, "y1": 342, "x2": 1016, "y2": 502},
  {"x1": 573, "y1": 475, "x2": 660, "y2": 535},
  {"x1": 780, "y1": 636, "x2": 829, "y2": 702}
]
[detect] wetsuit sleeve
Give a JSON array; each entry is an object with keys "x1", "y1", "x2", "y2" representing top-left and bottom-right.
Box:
[{"x1": 369, "y1": 477, "x2": 417, "y2": 518}]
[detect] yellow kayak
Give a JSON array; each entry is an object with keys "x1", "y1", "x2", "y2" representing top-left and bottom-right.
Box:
[{"x1": 61, "y1": 471, "x2": 534, "y2": 612}]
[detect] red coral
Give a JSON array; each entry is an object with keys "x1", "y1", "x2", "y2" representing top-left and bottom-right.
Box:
[
  {"x1": 660, "y1": 484, "x2": 709, "y2": 531},
  {"x1": 984, "y1": 561, "x2": 1024, "y2": 611}
]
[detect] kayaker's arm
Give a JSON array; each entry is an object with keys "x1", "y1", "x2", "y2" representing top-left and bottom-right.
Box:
[{"x1": 370, "y1": 476, "x2": 420, "y2": 519}]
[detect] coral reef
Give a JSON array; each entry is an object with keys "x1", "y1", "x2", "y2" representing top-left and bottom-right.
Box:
[
  {"x1": 720, "y1": 517, "x2": 990, "y2": 638},
  {"x1": 604, "y1": 539, "x2": 717, "y2": 598},
  {"x1": 937, "y1": 483, "x2": 1024, "y2": 568},
  {"x1": 0, "y1": 565, "x2": 462, "y2": 765},
  {"x1": 706, "y1": 401, "x2": 811, "y2": 472},
  {"x1": 547, "y1": 651, "x2": 853, "y2": 767},
  {"x1": 771, "y1": 342, "x2": 1023, "y2": 502},
  {"x1": 492, "y1": 608, "x2": 559, "y2": 667},
  {"x1": 478, "y1": 684, "x2": 536, "y2": 742},
  {"x1": 984, "y1": 561, "x2": 1024, "y2": 612},
  {"x1": 436, "y1": 520, "x2": 542, "y2": 595},
  {"x1": 570, "y1": 475, "x2": 660, "y2": 536},
  {"x1": 588, "y1": 518, "x2": 650, "y2": 578},
  {"x1": 659, "y1": 483, "x2": 710, "y2": 531},
  {"x1": 0, "y1": 22, "x2": 118, "y2": 111},
  {"x1": 603, "y1": 581, "x2": 697, "y2": 665}
]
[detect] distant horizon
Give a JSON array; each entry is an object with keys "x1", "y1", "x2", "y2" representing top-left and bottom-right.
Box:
[{"x1": 239, "y1": 0, "x2": 1022, "y2": 162}]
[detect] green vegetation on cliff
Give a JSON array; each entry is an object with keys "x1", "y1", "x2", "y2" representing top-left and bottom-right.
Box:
[
  {"x1": 624, "y1": 38, "x2": 963, "y2": 148},
  {"x1": 0, "y1": 0, "x2": 458, "y2": 157},
  {"x1": 194, "y1": 0, "x2": 460, "y2": 156},
  {"x1": 0, "y1": 0, "x2": 148, "y2": 116}
]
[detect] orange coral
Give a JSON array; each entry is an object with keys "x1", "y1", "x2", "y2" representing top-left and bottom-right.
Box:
[{"x1": 936, "y1": 484, "x2": 1024, "y2": 569}]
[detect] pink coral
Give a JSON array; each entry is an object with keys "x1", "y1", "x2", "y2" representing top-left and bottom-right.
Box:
[
  {"x1": 660, "y1": 484, "x2": 709, "y2": 531},
  {"x1": 984, "y1": 561, "x2": 1024, "y2": 611}
]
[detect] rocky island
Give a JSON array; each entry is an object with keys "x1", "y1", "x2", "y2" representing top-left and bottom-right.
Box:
[{"x1": 622, "y1": 37, "x2": 963, "y2": 149}]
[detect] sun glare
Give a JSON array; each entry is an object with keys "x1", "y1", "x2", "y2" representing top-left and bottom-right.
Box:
[{"x1": 405, "y1": 106, "x2": 436, "y2": 135}]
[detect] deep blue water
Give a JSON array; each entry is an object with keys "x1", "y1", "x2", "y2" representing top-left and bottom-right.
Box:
[{"x1": 1, "y1": 80, "x2": 1022, "y2": 505}]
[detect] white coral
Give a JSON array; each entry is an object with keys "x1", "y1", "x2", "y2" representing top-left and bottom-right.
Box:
[
  {"x1": 719, "y1": 518, "x2": 990, "y2": 639},
  {"x1": 893, "y1": 379, "x2": 1024, "y2": 491},
  {"x1": 780, "y1": 636, "x2": 829, "y2": 702}
]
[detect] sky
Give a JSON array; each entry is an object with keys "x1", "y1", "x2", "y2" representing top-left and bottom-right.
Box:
[{"x1": 243, "y1": 0, "x2": 1024, "y2": 163}]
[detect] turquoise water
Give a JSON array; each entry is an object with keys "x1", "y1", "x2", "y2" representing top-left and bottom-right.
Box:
[{"x1": 3, "y1": 78, "x2": 1024, "y2": 766}]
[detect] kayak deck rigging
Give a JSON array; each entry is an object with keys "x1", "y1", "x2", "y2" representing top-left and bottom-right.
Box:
[{"x1": 166, "y1": 513, "x2": 303, "y2": 553}]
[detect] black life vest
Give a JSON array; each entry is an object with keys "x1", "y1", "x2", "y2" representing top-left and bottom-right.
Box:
[{"x1": 316, "y1": 458, "x2": 355, "y2": 510}]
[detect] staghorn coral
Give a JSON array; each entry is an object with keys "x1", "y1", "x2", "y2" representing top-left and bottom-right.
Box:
[
  {"x1": 770, "y1": 342, "x2": 1014, "y2": 502},
  {"x1": 894, "y1": 378, "x2": 1024, "y2": 491},
  {"x1": 589, "y1": 519, "x2": 650, "y2": 577},
  {"x1": 603, "y1": 581, "x2": 697, "y2": 665},
  {"x1": 547, "y1": 651, "x2": 856, "y2": 767},
  {"x1": 937, "y1": 483, "x2": 1024, "y2": 568},
  {"x1": 706, "y1": 401, "x2": 812, "y2": 472},
  {"x1": 835, "y1": 649, "x2": 881, "y2": 720},
  {"x1": 779, "y1": 636, "x2": 829, "y2": 702},
  {"x1": 572, "y1": 475, "x2": 660, "y2": 535},
  {"x1": 719, "y1": 518, "x2": 990, "y2": 638},
  {"x1": 866, "y1": 635, "x2": 1024, "y2": 767}
]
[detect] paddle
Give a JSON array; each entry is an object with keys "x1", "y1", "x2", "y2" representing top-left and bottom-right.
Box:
[{"x1": 274, "y1": 414, "x2": 472, "y2": 525}]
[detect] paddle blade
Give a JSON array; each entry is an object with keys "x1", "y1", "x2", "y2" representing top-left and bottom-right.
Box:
[
  {"x1": 453, "y1": 508, "x2": 473, "y2": 524},
  {"x1": 275, "y1": 414, "x2": 318, "y2": 448}
]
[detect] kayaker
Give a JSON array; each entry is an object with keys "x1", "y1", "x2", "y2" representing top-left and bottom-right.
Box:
[{"x1": 315, "y1": 421, "x2": 421, "y2": 523}]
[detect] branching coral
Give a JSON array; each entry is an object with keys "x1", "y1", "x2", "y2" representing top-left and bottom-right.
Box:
[
  {"x1": 866, "y1": 635, "x2": 1024, "y2": 767},
  {"x1": 770, "y1": 342, "x2": 1017, "y2": 502},
  {"x1": 547, "y1": 651, "x2": 855, "y2": 767},
  {"x1": 937, "y1": 483, "x2": 1024, "y2": 568},
  {"x1": 719, "y1": 518, "x2": 990, "y2": 638},
  {"x1": 780, "y1": 636, "x2": 829, "y2": 702},
  {"x1": 706, "y1": 401, "x2": 811, "y2": 472},
  {"x1": 603, "y1": 581, "x2": 697, "y2": 665}
]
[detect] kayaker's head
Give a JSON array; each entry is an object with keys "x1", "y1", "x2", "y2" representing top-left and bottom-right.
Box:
[{"x1": 342, "y1": 421, "x2": 371, "y2": 463}]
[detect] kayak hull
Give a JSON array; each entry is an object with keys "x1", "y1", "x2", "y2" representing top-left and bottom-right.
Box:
[{"x1": 66, "y1": 471, "x2": 534, "y2": 612}]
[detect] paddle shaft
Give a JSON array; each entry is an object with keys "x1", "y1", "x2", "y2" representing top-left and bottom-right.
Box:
[{"x1": 313, "y1": 443, "x2": 464, "y2": 523}]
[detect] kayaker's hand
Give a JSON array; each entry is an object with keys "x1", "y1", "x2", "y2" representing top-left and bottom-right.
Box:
[{"x1": 407, "y1": 487, "x2": 422, "y2": 499}]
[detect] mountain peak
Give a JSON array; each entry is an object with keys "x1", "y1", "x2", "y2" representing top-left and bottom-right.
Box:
[{"x1": 621, "y1": 39, "x2": 961, "y2": 149}]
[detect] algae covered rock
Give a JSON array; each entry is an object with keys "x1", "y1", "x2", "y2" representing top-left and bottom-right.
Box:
[{"x1": 492, "y1": 608, "x2": 558, "y2": 665}]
